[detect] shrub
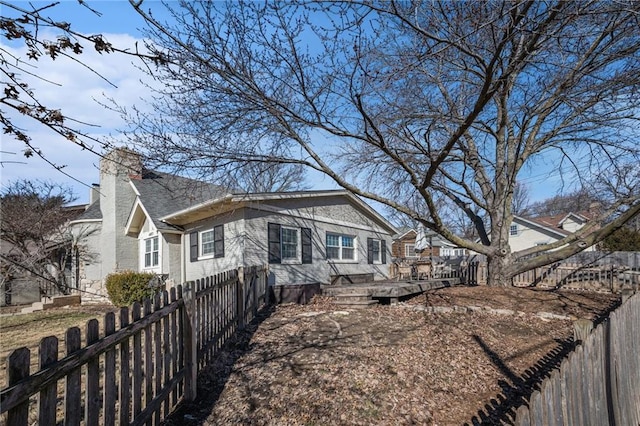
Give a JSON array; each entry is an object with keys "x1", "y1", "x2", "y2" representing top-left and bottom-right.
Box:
[{"x1": 105, "y1": 271, "x2": 162, "y2": 307}]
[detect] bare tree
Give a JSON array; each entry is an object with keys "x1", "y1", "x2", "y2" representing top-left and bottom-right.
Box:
[
  {"x1": 128, "y1": 1, "x2": 640, "y2": 285},
  {"x1": 222, "y1": 162, "x2": 310, "y2": 193},
  {"x1": 0, "y1": 180, "x2": 87, "y2": 294},
  {"x1": 529, "y1": 188, "x2": 599, "y2": 217},
  {"x1": 511, "y1": 182, "x2": 531, "y2": 216}
]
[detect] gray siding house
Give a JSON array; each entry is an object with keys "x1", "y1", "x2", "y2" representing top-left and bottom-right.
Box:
[{"x1": 70, "y1": 149, "x2": 397, "y2": 302}]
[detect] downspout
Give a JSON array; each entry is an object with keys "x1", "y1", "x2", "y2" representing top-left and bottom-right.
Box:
[{"x1": 181, "y1": 232, "x2": 186, "y2": 285}]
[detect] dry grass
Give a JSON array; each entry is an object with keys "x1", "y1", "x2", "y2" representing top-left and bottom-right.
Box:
[{"x1": 0, "y1": 305, "x2": 116, "y2": 388}]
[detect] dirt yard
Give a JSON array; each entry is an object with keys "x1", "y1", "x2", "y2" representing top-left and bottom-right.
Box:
[{"x1": 163, "y1": 286, "x2": 619, "y2": 426}]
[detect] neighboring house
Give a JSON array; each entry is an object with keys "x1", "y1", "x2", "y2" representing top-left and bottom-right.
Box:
[
  {"x1": 69, "y1": 149, "x2": 397, "y2": 302},
  {"x1": 1, "y1": 204, "x2": 88, "y2": 306},
  {"x1": 509, "y1": 212, "x2": 596, "y2": 252},
  {"x1": 391, "y1": 228, "x2": 468, "y2": 261}
]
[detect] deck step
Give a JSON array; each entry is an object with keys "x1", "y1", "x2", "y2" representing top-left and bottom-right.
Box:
[
  {"x1": 332, "y1": 293, "x2": 372, "y2": 302},
  {"x1": 331, "y1": 292, "x2": 378, "y2": 308},
  {"x1": 332, "y1": 299, "x2": 379, "y2": 308}
]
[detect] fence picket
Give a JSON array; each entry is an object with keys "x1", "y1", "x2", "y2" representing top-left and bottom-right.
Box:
[
  {"x1": 38, "y1": 336, "x2": 58, "y2": 424},
  {"x1": 64, "y1": 327, "x2": 82, "y2": 426},
  {"x1": 169, "y1": 287, "x2": 178, "y2": 406},
  {"x1": 103, "y1": 312, "x2": 117, "y2": 426},
  {"x1": 162, "y1": 290, "x2": 170, "y2": 416},
  {"x1": 85, "y1": 319, "x2": 100, "y2": 426},
  {"x1": 6, "y1": 348, "x2": 30, "y2": 426},
  {"x1": 143, "y1": 299, "x2": 153, "y2": 426},
  {"x1": 153, "y1": 293, "x2": 163, "y2": 426},
  {"x1": 132, "y1": 302, "x2": 143, "y2": 419},
  {"x1": 119, "y1": 307, "x2": 131, "y2": 425}
]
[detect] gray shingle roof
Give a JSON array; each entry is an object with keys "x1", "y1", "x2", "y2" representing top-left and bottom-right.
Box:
[
  {"x1": 131, "y1": 170, "x2": 228, "y2": 231},
  {"x1": 73, "y1": 199, "x2": 102, "y2": 221}
]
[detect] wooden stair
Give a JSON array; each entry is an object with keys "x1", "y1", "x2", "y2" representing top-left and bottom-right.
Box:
[
  {"x1": 20, "y1": 295, "x2": 81, "y2": 314},
  {"x1": 331, "y1": 292, "x2": 378, "y2": 309}
]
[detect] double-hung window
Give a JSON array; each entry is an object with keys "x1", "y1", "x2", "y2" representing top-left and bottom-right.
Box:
[
  {"x1": 268, "y1": 223, "x2": 312, "y2": 264},
  {"x1": 201, "y1": 230, "x2": 215, "y2": 256},
  {"x1": 326, "y1": 233, "x2": 355, "y2": 261},
  {"x1": 281, "y1": 227, "x2": 299, "y2": 261},
  {"x1": 367, "y1": 238, "x2": 387, "y2": 264},
  {"x1": 510, "y1": 224, "x2": 519, "y2": 236},
  {"x1": 144, "y1": 236, "x2": 159, "y2": 268},
  {"x1": 370, "y1": 239, "x2": 381, "y2": 263},
  {"x1": 189, "y1": 225, "x2": 224, "y2": 262}
]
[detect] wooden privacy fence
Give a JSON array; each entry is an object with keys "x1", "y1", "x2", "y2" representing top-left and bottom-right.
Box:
[
  {"x1": 511, "y1": 263, "x2": 640, "y2": 292},
  {"x1": 515, "y1": 292, "x2": 640, "y2": 426},
  {"x1": 0, "y1": 265, "x2": 269, "y2": 426}
]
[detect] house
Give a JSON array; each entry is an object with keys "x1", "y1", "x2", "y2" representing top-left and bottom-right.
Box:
[
  {"x1": 1, "y1": 202, "x2": 88, "y2": 306},
  {"x1": 389, "y1": 228, "x2": 469, "y2": 279},
  {"x1": 69, "y1": 149, "x2": 397, "y2": 303},
  {"x1": 509, "y1": 212, "x2": 597, "y2": 252},
  {"x1": 391, "y1": 228, "x2": 468, "y2": 261}
]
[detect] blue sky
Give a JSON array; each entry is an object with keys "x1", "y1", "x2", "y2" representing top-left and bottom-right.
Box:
[
  {"x1": 1, "y1": 1, "x2": 170, "y2": 203},
  {"x1": 1, "y1": 1, "x2": 562, "y2": 207}
]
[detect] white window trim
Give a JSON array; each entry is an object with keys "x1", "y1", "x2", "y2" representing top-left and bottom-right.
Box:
[
  {"x1": 199, "y1": 229, "x2": 215, "y2": 259},
  {"x1": 140, "y1": 233, "x2": 161, "y2": 273},
  {"x1": 281, "y1": 225, "x2": 301, "y2": 264},
  {"x1": 196, "y1": 225, "x2": 225, "y2": 260},
  {"x1": 510, "y1": 224, "x2": 519, "y2": 236},
  {"x1": 326, "y1": 233, "x2": 358, "y2": 263},
  {"x1": 405, "y1": 243, "x2": 417, "y2": 258}
]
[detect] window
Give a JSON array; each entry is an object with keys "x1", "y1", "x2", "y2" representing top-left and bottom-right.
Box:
[
  {"x1": 510, "y1": 224, "x2": 518, "y2": 236},
  {"x1": 405, "y1": 243, "x2": 417, "y2": 258},
  {"x1": 326, "y1": 233, "x2": 355, "y2": 261},
  {"x1": 281, "y1": 227, "x2": 299, "y2": 260},
  {"x1": 189, "y1": 225, "x2": 224, "y2": 262},
  {"x1": 367, "y1": 238, "x2": 387, "y2": 264},
  {"x1": 201, "y1": 230, "x2": 215, "y2": 256},
  {"x1": 144, "y1": 236, "x2": 159, "y2": 268},
  {"x1": 371, "y1": 239, "x2": 381, "y2": 263},
  {"x1": 268, "y1": 223, "x2": 312, "y2": 264}
]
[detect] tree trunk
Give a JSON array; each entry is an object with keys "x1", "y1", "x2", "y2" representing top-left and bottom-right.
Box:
[{"x1": 486, "y1": 254, "x2": 513, "y2": 287}]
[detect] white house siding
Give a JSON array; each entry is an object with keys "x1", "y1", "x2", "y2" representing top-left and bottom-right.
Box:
[
  {"x1": 183, "y1": 209, "x2": 246, "y2": 281},
  {"x1": 509, "y1": 222, "x2": 559, "y2": 252},
  {"x1": 561, "y1": 217, "x2": 583, "y2": 233}
]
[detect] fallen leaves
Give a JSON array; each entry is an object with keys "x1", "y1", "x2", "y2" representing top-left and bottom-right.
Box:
[{"x1": 166, "y1": 287, "x2": 618, "y2": 426}]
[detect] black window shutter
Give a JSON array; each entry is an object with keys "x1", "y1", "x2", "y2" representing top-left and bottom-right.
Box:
[
  {"x1": 381, "y1": 239, "x2": 387, "y2": 264},
  {"x1": 367, "y1": 237, "x2": 374, "y2": 264},
  {"x1": 268, "y1": 223, "x2": 281, "y2": 264},
  {"x1": 301, "y1": 227, "x2": 312, "y2": 264},
  {"x1": 214, "y1": 224, "x2": 224, "y2": 258},
  {"x1": 189, "y1": 231, "x2": 198, "y2": 262}
]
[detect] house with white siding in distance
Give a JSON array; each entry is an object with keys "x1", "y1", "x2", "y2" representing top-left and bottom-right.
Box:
[
  {"x1": 69, "y1": 149, "x2": 397, "y2": 303},
  {"x1": 509, "y1": 212, "x2": 597, "y2": 252}
]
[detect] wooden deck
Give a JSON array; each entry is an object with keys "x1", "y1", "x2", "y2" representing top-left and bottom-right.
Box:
[{"x1": 322, "y1": 277, "x2": 461, "y2": 305}]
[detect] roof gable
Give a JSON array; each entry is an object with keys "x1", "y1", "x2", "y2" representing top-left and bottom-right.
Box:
[{"x1": 128, "y1": 170, "x2": 228, "y2": 232}]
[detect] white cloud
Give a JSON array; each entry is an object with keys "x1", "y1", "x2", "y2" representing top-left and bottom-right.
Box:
[{"x1": 1, "y1": 32, "x2": 156, "y2": 203}]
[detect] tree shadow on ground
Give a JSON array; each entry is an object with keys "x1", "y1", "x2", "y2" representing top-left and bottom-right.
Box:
[
  {"x1": 161, "y1": 303, "x2": 277, "y2": 426},
  {"x1": 465, "y1": 297, "x2": 621, "y2": 426}
]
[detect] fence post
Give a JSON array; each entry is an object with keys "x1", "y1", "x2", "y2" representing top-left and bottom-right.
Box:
[
  {"x1": 182, "y1": 281, "x2": 198, "y2": 401},
  {"x1": 237, "y1": 267, "x2": 245, "y2": 329}
]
